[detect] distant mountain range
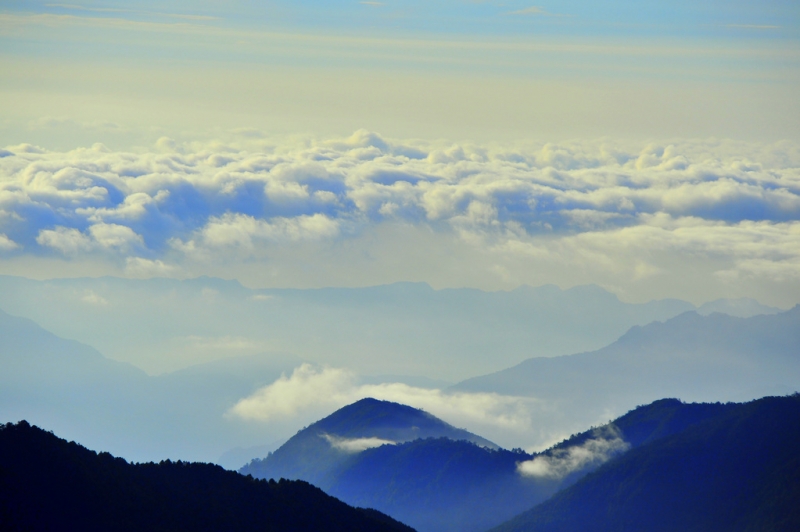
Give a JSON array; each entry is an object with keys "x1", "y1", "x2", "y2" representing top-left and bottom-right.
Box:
[
  {"x1": 0, "y1": 308, "x2": 301, "y2": 462},
  {"x1": 491, "y1": 394, "x2": 800, "y2": 532},
  {"x1": 453, "y1": 306, "x2": 800, "y2": 439},
  {"x1": 243, "y1": 397, "x2": 775, "y2": 532},
  {"x1": 0, "y1": 275, "x2": 781, "y2": 380},
  {"x1": 0, "y1": 421, "x2": 414, "y2": 532},
  {"x1": 2, "y1": 294, "x2": 798, "y2": 464}
]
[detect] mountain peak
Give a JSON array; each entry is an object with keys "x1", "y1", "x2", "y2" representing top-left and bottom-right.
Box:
[
  {"x1": 240, "y1": 398, "x2": 496, "y2": 484},
  {"x1": 306, "y1": 398, "x2": 495, "y2": 447}
]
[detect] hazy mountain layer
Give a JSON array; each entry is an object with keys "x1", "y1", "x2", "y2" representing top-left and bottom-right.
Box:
[
  {"x1": 0, "y1": 421, "x2": 415, "y2": 532},
  {"x1": 454, "y1": 307, "x2": 800, "y2": 434},
  {"x1": 0, "y1": 308, "x2": 302, "y2": 463},
  {"x1": 491, "y1": 394, "x2": 800, "y2": 532},
  {"x1": 0, "y1": 275, "x2": 716, "y2": 379}
]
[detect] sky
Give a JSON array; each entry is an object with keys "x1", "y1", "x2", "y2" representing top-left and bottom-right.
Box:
[{"x1": 1, "y1": 0, "x2": 799, "y2": 307}]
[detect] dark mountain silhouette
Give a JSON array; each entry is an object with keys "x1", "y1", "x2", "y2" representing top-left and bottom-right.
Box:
[
  {"x1": 490, "y1": 394, "x2": 800, "y2": 532},
  {"x1": 454, "y1": 307, "x2": 800, "y2": 434},
  {"x1": 242, "y1": 397, "x2": 747, "y2": 532},
  {"x1": 241, "y1": 398, "x2": 496, "y2": 486},
  {"x1": 0, "y1": 420, "x2": 415, "y2": 532}
]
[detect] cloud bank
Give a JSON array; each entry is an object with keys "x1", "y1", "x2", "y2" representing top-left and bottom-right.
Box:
[
  {"x1": 228, "y1": 364, "x2": 539, "y2": 437},
  {"x1": 1, "y1": 131, "x2": 799, "y2": 303}
]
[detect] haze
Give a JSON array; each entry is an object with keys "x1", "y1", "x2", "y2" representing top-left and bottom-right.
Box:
[{"x1": 1, "y1": 0, "x2": 799, "y2": 466}]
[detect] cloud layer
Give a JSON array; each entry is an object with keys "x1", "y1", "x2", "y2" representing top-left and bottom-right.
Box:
[{"x1": 1, "y1": 131, "x2": 799, "y2": 303}]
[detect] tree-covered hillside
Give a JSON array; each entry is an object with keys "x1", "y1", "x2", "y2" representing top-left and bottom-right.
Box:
[
  {"x1": 491, "y1": 394, "x2": 800, "y2": 532},
  {"x1": 0, "y1": 421, "x2": 415, "y2": 532}
]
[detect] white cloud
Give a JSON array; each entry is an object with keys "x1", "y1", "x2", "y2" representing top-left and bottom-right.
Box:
[
  {"x1": 36, "y1": 226, "x2": 94, "y2": 254},
  {"x1": 0, "y1": 233, "x2": 19, "y2": 251},
  {"x1": 2, "y1": 133, "x2": 799, "y2": 303},
  {"x1": 35, "y1": 224, "x2": 144, "y2": 255},
  {"x1": 517, "y1": 425, "x2": 630, "y2": 479},
  {"x1": 322, "y1": 434, "x2": 395, "y2": 453},
  {"x1": 88, "y1": 223, "x2": 143, "y2": 250},
  {"x1": 124, "y1": 257, "x2": 179, "y2": 277},
  {"x1": 228, "y1": 364, "x2": 539, "y2": 434},
  {"x1": 229, "y1": 364, "x2": 356, "y2": 421}
]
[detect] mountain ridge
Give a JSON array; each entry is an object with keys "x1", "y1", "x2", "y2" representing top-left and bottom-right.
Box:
[
  {"x1": 242, "y1": 396, "x2": 753, "y2": 532},
  {"x1": 2, "y1": 274, "x2": 767, "y2": 379},
  {"x1": 453, "y1": 307, "x2": 800, "y2": 436},
  {"x1": 241, "y1": 398, "x2": 497, "y2": 487}
]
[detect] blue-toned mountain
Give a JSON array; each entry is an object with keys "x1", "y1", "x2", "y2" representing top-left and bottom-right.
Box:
[
  {"x1": 491, "y1": 394, "x2": 800, "y2": 532},
  {"x1": 243, "y1": 397, "x2": 743, "y2": 532},
  {"x1": 0, "y1": 308, "x2": 301, "y2": 462},
  {"x1": 240, "y1": 398, "x2": 496, "y2": 486},
  {"x1": 0, "y1": 275, "x2": 705, "y2": 379},
  {"x1": 454, "y1": 307, "x2": 800, "y2": 433}
]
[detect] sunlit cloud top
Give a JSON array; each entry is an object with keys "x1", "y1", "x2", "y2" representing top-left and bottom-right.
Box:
[
  {"x1": 1, "y1": 1, "x2": 798, "y2": 304},
  {"x1": 1, "y1": 131, "x2": 799, "y2": 305}
]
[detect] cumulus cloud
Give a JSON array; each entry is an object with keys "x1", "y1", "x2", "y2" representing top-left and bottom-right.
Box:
[
  {"x1": 124, "y1": 257, "x2": 178, "y2": 277},
  {"x1": 36, "y1": 224, "x2": 143, "y2": 254},
  {"x1": 0, "y1": 233, "x2": 19, "y2": 251},
  {"x1": 178, "y1": 212, "x2": 339, "y2": 255},
  {"x1": 1, "y1": 132, "x2": 798, "y2": 299},
  {"x1": 36, "y1": 227, "x2": 94, "y2": 254},
  {"x1": 517, "y1": 425, "x2": 630, "y2": 479},
  {"x1": 228, "y1": 364, "x2": 538, "y2": 434},
  {"x1": 229, "y1": 364, "x2": 355, "y2": 420}
]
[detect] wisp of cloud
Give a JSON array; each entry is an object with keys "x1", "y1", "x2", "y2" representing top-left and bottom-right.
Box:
[{"x1": 517, "y1": 425, "x2": 631, "y2": 480}]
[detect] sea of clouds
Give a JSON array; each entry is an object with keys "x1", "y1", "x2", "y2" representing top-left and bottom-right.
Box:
[{"x1": 1, "y1": 130, "x2": 799, "y2": 300}]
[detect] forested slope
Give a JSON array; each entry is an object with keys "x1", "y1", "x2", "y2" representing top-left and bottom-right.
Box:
[{"x1": 0, "y1": 421, "x2": 414, "y2": 532}]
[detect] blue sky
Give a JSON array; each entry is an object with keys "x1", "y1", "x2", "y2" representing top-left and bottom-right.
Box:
[{"x1": 0, "y1": 1, "x2": 799, "y2": 306}]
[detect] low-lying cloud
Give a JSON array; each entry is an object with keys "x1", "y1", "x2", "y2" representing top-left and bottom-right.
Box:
[
  {"x1": 517, "y1": 425, "x2": 631, "y2": 479},
  {"x1": 322, "y1": 434, "x2": 395, "y2": 453},
  {"x1": 228, "y1": 364, "x2": 539, "y2": 436}
]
